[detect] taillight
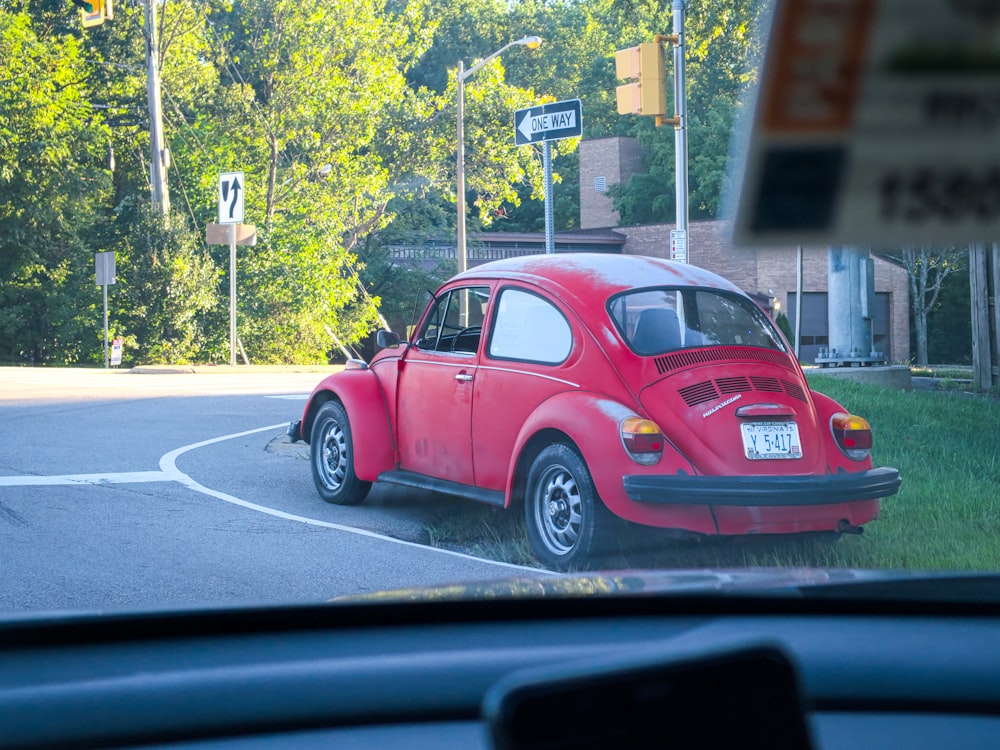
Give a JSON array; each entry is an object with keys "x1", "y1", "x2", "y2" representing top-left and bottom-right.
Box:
[
  {"x1": 620, "y1": 417, "x2": 664, "y2": 466},
  {"x1": 830, "y1": 412, "x2": 873, "y2": 461}
]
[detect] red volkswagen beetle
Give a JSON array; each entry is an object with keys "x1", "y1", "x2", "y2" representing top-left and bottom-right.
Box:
[{"x1": 290, "y1": 254, "x2": 900, "y2": 570}]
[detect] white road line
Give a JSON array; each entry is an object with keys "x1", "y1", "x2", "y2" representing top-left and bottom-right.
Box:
[
  {"x1": 159, "y1": 424, "x2": 549, "y2": 575},
  {"x1": 2, "y1": 423, "x2": 549, "y2": 574},
  {"x1": 0, "y1": 471, "x2": 172, "y2": 487}
]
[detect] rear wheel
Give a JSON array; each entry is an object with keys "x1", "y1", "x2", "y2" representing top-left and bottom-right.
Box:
[
  {"x1": 310, "y1": 401, "x2": 371, "y2": 505},
  {"x1": 524, "y1": 444, "x2": 617, "y2": 571}
]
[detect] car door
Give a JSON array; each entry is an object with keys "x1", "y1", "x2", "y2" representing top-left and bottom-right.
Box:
[
  {"x1": 472, "y1": 286, "x2": 578, "y2": 492},
  {"x1": 396, "y1": 284, "x2": 492, "y2": 485}
]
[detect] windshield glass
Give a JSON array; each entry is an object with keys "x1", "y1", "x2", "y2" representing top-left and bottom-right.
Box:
[
  {"x1": 2, "y1": 0, "x2": 998, "y2": 618},
  {"x1": 610, "y1": 288, "x2": 787, "y2": 355}
]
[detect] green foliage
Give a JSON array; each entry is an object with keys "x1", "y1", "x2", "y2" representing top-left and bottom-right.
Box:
[
  {"x1": 107, "y1": 203, "x2": 219, "y2": 365},
  {"x1": 608, "y1": 0, "x2": 767, "y2": 226},
  {"x1": 0, "y1": 10, "x2": 112, "y2": 364},
  {"x1": 924, "y1": 255, "x2": 972, "y2": 365},
  {"x1": 1, "y1": 0, "x2": 771, "y2": 364},
  {"x1": 775, "y1": 311, "x2": 793, "y2": 343}
]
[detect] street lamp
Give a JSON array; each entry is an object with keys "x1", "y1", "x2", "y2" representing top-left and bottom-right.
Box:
[{"x1": 456, "y1": 35, "x2": 542, "y2": 276}]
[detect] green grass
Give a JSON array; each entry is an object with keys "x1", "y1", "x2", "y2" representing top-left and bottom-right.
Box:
[
  {"x1": 910, "y1": 365, "x2": 974, "y2": 380},
  {"x1": 424, "y1": 378, "x2": 1000, "y2": 572},
  {"x1": 805, "y1": 377, "x2": 1000, "y2": 571},
  {"x1": 426, "y1": 506, "x2": 539, "y2": 568}
]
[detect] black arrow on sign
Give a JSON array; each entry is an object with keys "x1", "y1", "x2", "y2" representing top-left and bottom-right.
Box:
[{"x1": 228, "y1": 176, "x2": 241, "y2": 219}]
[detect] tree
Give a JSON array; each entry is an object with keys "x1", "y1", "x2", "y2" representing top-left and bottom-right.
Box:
[
  {"x1": 0, "y1": 11, "x2": 112, "y2": 364},
  {"x1": 608, "y1": 0, "x2": 768, "y2": 225},
  {"x1": 879, "y1": 247, "x2": 966, "y2": 366}
]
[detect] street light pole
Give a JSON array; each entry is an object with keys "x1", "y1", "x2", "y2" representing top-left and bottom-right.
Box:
[
  {"x1": 456, "y1": 35, "x2": 542, "y2": 276},
  {"x1": 456, "y1": 59, "x2": 468, "y2": 276}
]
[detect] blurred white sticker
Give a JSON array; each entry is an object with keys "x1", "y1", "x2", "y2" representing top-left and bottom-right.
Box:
[{"x1": 733, "y1": 0, "x2": 1000, "y2": 247}]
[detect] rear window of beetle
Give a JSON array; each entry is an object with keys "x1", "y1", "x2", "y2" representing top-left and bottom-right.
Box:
[{"x1": 609, "y1": 288, "x2": 787, "y2": 356}]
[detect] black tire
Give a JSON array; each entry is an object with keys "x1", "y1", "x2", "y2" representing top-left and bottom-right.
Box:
[
  {"x1": 524, "y1": 443, "x2": 617, "y2": 571},
  {"x1": 309, "y1": 401, "x2": 371, "y2": 505}
]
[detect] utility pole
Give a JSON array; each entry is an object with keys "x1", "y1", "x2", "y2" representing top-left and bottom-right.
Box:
[
  {"x1": 143, "y1": 0, "x2": 169, "y2": 216},
  {"x1": 672, "y1": 0, "x2": 688, "y2": 261}
]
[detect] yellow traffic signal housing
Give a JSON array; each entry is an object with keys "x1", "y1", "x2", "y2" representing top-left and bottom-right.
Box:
[
  {"x1": 615, "y1": 42, "x2": 666, "y2": 116},
  {"x1": 80, "y1": 0, "x2": 113, "y2": 28}
]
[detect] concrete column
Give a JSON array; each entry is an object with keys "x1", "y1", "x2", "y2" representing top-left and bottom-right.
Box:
[{"x1": 827, "y1": 246, "x2": 875, "y2": 362}]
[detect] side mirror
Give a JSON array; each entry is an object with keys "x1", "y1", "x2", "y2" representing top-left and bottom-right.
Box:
[{"x1": 376, "y1": 329, "x2": 402, "y2": 350}]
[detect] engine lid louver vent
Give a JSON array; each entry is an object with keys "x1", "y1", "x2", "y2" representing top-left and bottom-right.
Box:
[
  {"x1": 653, "y1": 347, "x2": 792, "y2": 375},
  {"x1": 677, "y1": 375, "x2": 810, "y2": 408},
  {"x1": 677, "y1": 381, "x2": 720, "y2": 407}
]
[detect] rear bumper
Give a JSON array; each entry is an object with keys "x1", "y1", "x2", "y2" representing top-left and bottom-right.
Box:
[{"x1": 623, "y1": 466, "x2": 901, "y2": 506}]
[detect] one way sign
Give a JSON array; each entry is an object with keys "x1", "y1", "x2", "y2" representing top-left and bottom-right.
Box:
[
  {"x1": 514, "y1": 99, "x2": 582, "y2": 146},
  {"x1": 218, "y1": 171, "x2": 245, "y2": 224}
]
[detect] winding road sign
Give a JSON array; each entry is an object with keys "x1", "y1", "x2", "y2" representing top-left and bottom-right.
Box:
[{"x1": 218, "y1": 172, "x2": 244, "y2": 224}]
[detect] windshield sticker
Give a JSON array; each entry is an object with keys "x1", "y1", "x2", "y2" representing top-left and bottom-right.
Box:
[{"x1": 733, "y1": 0, "x2": 1000, "y2": 246}]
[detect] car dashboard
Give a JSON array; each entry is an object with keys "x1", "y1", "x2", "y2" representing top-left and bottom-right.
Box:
[{"x1": 2, "y1": 590, "x2": 1000, "y2": 749}]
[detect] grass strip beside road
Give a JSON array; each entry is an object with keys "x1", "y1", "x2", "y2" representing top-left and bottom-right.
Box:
[
  {"x1": 427, "y1": 378, "x2": 1000, "y2": 572},
  {"x1": 806, "y1": 376, "x2": 1000, "y2": 571}
]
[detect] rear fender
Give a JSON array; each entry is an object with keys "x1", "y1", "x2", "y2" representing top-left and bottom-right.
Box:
[
  {"x1": 810, "y1": 390, "x2": 875, "y2": 471},
  {"x1": 504, "y1": 391, "x2": 694, "y2": 514},
  {"x1": 300, "y1": 370, "x2": 396, "y2": 482}
]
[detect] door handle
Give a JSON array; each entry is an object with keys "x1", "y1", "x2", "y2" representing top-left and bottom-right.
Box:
[{"x1": 454, "y1": 373, "x2": 473, "y2": 382}]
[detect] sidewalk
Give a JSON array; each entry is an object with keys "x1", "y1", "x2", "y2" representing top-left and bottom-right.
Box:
[{"x1": 129, "y1": 364, "x2": 344, "y2": 375}]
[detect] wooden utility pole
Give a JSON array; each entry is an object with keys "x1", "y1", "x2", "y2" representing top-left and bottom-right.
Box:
[
  {"x1": 143, "y1": 0, "x2": 169, "y2": 215},
  {"x1": 970, "y1": 243, "x2": 1000, "y2": 391}
]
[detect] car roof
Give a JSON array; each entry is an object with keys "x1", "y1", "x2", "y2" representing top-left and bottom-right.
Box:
[{"x1": 452, "y1": 253, "x2": 745, "y2": 300}]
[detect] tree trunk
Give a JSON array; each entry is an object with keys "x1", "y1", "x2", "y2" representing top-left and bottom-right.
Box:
[
  {"x1": 265, "y1": 137, "x2": 279, "y2": 229},
  {"x1": 914, "y1": 306, "x2": 929, "y2": 365}
]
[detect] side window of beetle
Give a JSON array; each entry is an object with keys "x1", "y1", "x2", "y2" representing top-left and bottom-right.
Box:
[
  {"x1": 488, "y1": 288, "x2": 572, "y2": 364},
  {"x1": 415, "y1": 287, "x2": 490, "y2": 353}
]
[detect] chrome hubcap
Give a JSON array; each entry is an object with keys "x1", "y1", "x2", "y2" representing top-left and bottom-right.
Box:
[
  {"x1": 319, "y1": 422, "x2": 349, "y2": 490},
  {"x1": 535, "y1": 465, "x2": 582, "y2": 556}
]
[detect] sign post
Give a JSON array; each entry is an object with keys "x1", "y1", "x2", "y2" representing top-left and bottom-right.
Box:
[
  {"x1": 95, "y1": 251, "x2": 116, "y2": 369},
  {"x1": 670, "y1": 229, "x2": 688, "y2": 263},
  {"x1": 218, "y1": 172, "x2": 245, "y2": 366},
  {"x1": 110, "y1": 337, "x2": 123, "y2": 367},
  {"x1": 514, "y1": 99, "x2": 583, "y2": 254}
]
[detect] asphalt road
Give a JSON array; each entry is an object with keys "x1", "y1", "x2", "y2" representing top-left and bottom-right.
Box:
[{"x1": 0, "y1": 367, "x2": 543, "y2": 613}]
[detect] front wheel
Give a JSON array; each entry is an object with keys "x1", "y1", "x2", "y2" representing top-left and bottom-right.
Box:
[
  {"x1": 524, "y1": 444, "x2": 617, "y2": 571},
  {"x1": 310, "y1": 401, "x2": 371, "y2": 505}
]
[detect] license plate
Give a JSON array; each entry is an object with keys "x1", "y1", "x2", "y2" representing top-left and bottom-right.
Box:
[{"x1": 740, "y1": 422, "x2": 802, "y2": 460}]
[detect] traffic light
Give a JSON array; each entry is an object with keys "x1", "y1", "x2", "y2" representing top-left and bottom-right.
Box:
[
  {"x1": 615, "y1": 42, "x2": 666, "y2": 117},
  {"x1": 73, "y1": 0, "x2": 113, "y2": 28}
]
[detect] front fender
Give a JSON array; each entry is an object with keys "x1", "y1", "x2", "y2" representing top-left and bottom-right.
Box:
[
  {"x1": 300, "y1": 369, "x2": 396, "y2": 482},
  {"x1": 505, "y1": 391, "x2": 695, "y2": 517}
]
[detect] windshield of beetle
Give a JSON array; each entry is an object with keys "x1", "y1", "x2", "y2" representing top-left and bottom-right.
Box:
[{"x1": 1, "y1": 0, "x2": 998, "y2": 612}]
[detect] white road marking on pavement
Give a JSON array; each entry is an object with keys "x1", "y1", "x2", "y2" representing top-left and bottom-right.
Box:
[
  {"x1": 0, "y1": 471, "x2": 172, "y2": 487},
  {"x1": 265, "y1": 394, "x2": 309, "y2": 400},
  {"x1": 159, "y1": 424, "x2": 549, "y2": 575}
]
